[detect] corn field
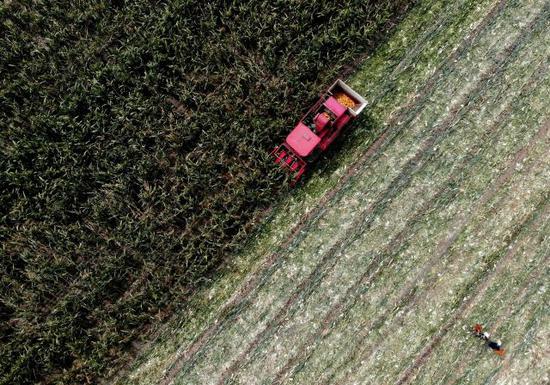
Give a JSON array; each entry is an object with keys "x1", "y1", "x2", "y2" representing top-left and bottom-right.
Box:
[{"x1": 0, "y1": 1, "x2": 412, "y2": 384}]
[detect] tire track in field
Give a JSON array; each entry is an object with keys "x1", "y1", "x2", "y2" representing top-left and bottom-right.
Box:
[
  {"x1": 488, "y1": 246, "x2": 549, "y2": 330},
  {"x1": 399, "y1": 120, "x2": 550, "y2": 384},
  {"x1": 344, "y1": 200, "x2": 548, "y2": 384},
  {"x1": 329, "y1": 117, "x2": 549, "y2": 385},
  {"x1": 157, "y1": 1, "x2": 511, "y2": 383},
  {"x1": 341, "y1": 0, "x2": 474, "y2": 93},
  {"x1": 280, "y1": 74, "x2": 548, "y2": 385},
  {"x1": 217, "y1": 8, "x2": 548, "y2": 382},
  {"x1": 361, "y1": 0, "x2": 507, "y2": 163},
  {"x1": 396, "y1": 199, "x2": 549, "y2": 385},
  {"x1": 366, "y1": 0, "x2": 463, "y2": 98},
  {"x1": 268, "y1": 201, "x2": 446, "y2": 384},
  {"x1": 484, "y1": 262, "x2": 549, "y2": 384},
  {"x1": 268, "y1": 59, "x2": 549, "y2": 385},
  {"x1": 370, "y1": 0, "x2": 497, "y2": 104},
  {"x1": 500, "y1": 309, "x2": 550, "y2": 384},
  {"x1": 443, "y1": 197, "x2": 550, "y2": 385},
  {"x1": 442, "y1": 179, "x2": 550, "y2": 385}
]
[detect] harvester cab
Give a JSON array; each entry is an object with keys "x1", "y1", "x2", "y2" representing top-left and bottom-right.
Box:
[{"x1": 269, "y1": 79, "x2": 367, "y2": 184}]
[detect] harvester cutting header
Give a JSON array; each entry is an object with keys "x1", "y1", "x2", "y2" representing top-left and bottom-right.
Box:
[{"x1": 270, "y1": 79, "x2": 367, "y2": 184}]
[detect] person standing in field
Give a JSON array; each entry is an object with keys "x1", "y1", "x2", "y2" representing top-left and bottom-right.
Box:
[{"x1": 473, "y1": 323, "x2": 505, "y2": 357}]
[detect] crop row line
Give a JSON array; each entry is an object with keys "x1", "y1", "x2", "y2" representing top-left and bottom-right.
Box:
[{"x1": 369, "y1": 0, "x2": 496, "y2": 107}]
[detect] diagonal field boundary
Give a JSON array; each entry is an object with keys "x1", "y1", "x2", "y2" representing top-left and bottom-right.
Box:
[
  {"x1": 268, "y1": 61, "x2": 549, "y2": 385},
  {"x1": 157, "y1": 1, "x2": 512, "y2": 383},
  {"x1": 369, "y1": 0, "x2": 486, "y2": 107}
]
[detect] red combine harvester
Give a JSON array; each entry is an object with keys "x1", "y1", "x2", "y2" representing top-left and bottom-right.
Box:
[{"x1": 270, "y1": 79, "x2": 367, "y2": 184}]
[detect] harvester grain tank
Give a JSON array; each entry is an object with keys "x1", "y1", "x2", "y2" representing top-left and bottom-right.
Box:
[{"x1": 270, "y1": 79, "x2": 367, "y2": 184}]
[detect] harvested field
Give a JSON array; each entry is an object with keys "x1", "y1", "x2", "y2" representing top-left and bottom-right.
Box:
[{"x1": 116, "y1": 0, "x2": 550, "y2": 384}]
